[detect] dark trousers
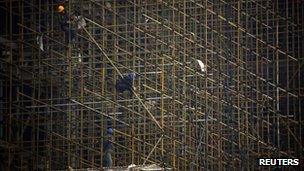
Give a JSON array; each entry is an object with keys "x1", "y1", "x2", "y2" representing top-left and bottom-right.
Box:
[
  {"x1": 116, "y1": 81, "x2": 133, "y2": 94},
  {"x1": 103, "y1": 152, "x2": 112, "y2": 167},
  {"x1": 64, "y1": 29, "x2": 76, "y2": 43},
  {"x1": 61, "y1": 24, "x2": 76, "y2": 43}
]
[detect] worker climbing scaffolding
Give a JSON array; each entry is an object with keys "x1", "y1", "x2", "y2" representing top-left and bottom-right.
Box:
[
  {"x1": 57, "y1": 5, "x2": 86, "y2": 44},
  {"x1": 115, "y1": 72, "x2": 137, "y2": 95},
  {"x1": 57, "y1": 5, "x2": 75, "y2": 44}
]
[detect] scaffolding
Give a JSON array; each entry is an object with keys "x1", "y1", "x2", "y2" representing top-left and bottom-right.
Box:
[{"x1": 0, "y1": 0, "x2": 303, "y2": 170}]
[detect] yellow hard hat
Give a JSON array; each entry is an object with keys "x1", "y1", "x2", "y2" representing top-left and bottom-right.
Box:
[{"x1": 57, "y1": 5, "x2": 64, "y2": 13}]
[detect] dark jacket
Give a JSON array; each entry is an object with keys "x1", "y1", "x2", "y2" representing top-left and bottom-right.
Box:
[{"x1": 115, "y1": 73, "x2": 136, "y2": 93}]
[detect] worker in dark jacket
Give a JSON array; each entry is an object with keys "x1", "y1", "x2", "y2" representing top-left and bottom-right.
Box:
[
  {"x1": 57, "y1": 5, "x2": 76, "y2": 44},
  {"x1": 103, "y1": 128, "x2": 114, "y2": 167},
  {"x1": 115, "y1": 72, "x2": 136, "y2": 95}
]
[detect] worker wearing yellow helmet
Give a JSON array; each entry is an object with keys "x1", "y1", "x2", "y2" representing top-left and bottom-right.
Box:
[
  {"x1": 57, "y1": 4, "x2": 75, "y2": 43},
  {"x1": 57, "y1": 4, "x2": 86, "y2": 44}
]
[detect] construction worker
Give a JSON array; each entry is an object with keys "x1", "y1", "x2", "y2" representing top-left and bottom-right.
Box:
[
  {"x1": 103, "y1": 127, "x2": 114, "y2": 167},
  {"x1": 71, "y1": 10, "x2": 86, "y2": 30},
  {"x1": 115, "y1": 72, "x2": 136, "y2": 95},
  {"x1": 57, "y1": 5, "x2": 76, "y2": 44}
]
